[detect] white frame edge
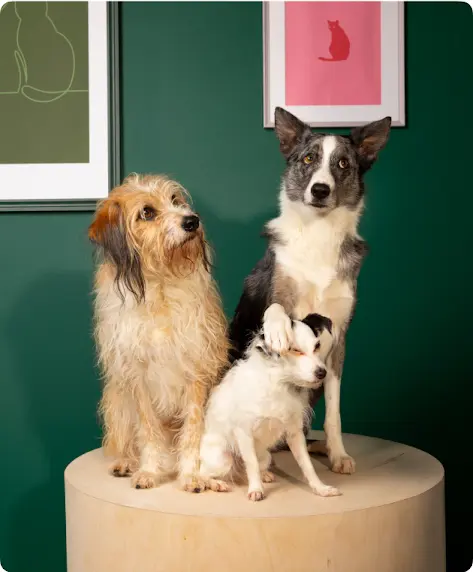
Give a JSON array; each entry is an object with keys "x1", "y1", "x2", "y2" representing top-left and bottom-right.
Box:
[
  {"x1": 263, "y1": 2, "x2": 405, "y2": 129},
  {"x1": 0, "y1": 2, "x2": 110, "y2": 202}
]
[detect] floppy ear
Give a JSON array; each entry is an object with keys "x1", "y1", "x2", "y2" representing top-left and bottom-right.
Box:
[
  {"x1": 301, "y1": 313, "x2": 333, "y2": 336},
  {"x1": 88, "y1": 199, "x2": 145, "y2": 302},
  {"x1": 350, "y1": 116, "x2": 391, "y2": 170},
  {"x1": 274, "y1": 107, "x2": 312, "y2": 159}
]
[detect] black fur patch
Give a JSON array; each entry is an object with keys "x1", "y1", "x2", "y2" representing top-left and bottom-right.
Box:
[
  {"x1": 229, "y1": 248, "x2": 275, "y2": 362},
  {"x1": 301, "y1": 313, "x2": 333, "y2": 336}
]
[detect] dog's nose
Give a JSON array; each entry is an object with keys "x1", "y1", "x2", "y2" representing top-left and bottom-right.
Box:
[
  {"x1": 311, "y1": 183, "x2": 331, "y2": 201},
  {"x1": 182, "y1": 215, "x2": 200, "y2": 232},
  {"x1": 315, "y1": 367, "x2": 326, "y2": 380}
]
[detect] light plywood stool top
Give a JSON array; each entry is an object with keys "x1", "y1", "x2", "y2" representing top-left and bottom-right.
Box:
[{"x1": 65, "y1": 433, "x2": 444, "y2": 519}]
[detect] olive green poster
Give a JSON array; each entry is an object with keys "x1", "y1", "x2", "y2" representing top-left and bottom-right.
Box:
[{"x1": 0, "y1": 2, "x2": 89, "y2": 164}]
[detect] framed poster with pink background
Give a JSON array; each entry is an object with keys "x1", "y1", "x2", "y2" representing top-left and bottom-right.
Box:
[{"x1": 263, "y1": 2, "x2": 405, "y2": 127}]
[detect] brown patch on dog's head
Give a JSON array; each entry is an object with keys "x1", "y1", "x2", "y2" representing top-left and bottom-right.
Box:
[
  {"x1": 89, "y1": 174, "x2": 209, "y2": 302},
  {"x1": 89, "y1": 194, "x2": 145, "y2": 302}
]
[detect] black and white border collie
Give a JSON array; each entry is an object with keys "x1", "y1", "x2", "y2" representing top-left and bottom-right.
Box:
[{"x1": 229, "y1": 107, "x2": 391, "y2": 474}]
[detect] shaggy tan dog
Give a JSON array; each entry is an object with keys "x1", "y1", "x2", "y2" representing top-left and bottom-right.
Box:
[{"x1": 89, "y1": 174, "x2": 229, "y2": 492}]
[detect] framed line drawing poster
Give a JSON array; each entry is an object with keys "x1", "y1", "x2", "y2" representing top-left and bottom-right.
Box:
[
  {"x1": 0, "y1": 1, "x2": 120, "y2": 211},
  {"x1": 263, "y1": 2, "x2": 405, "y2": 128}
]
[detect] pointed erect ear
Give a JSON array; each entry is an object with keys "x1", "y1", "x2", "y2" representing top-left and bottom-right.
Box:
[
  {"x1": 350, "y1": 117, "x2": 391, "y2": 168},
  {"x1": 274, "y1": 107, "x2": 312, "y2": 159},
  {"x1": 88, "y1": 198, "x2": 145, "y2": 303}
]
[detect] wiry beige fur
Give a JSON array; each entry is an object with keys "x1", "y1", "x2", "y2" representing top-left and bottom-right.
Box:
[{"x1": 89, "y1": 174, "x2": 229, "y2": 492}]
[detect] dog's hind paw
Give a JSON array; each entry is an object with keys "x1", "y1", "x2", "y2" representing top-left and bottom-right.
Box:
[
  {"x1": 131, "y1": 470, "x2": 159, "y2": 489},
  {"x1": 248, "y1": 489, "x2": 265, "y2": 502},
  {"x1": 330, "y1": 455, "x2": 356, "y2": 474},
  {"x1": 109, "y1": 458, "x2": 138, "y2": 477},
  {"x1": 208, "y1": 478, "x2": 231, "y2": 492},
  {"x1": 261, "y1": 470, "x2": 275, "y2": 483},
  {"x1": 312, "y1": 484, "x2": 341, "y2": 497},
  {"x1": 180, "y1": 474, "x2": 206, "y2": 493}
]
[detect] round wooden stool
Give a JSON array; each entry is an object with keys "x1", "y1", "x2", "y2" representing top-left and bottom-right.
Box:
[{"x1": 65, "y1": 433, "x2": 445, "y2": 572}]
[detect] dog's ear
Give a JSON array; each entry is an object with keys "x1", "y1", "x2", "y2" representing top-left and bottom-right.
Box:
[
  {"x1": 350, "y1": 117, "x2": 391, "y2": 170},
  {"x1": 301, "y1": 313, "x2": 333, "y2": 336},
  {"x1": 274, "y1": 107, "x2": 312, "y2": 159},
  {"x1": 88, "y1": 198, "x2": 145, "y2": 303}
]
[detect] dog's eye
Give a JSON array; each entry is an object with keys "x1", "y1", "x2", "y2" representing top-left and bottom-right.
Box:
[
  {"x1": 314, "y1": 341, "x2": 321, "y2": 351},
  {"x1": 140, "y1": 206, "x2": 156, "y2": 221},
  {"x1": 303, "y1": 153, "x2": 314, "y2": 165},
  {"x1": 338, "y1": 158, "x2": 349, "y2": 169},
  {"x1": 171, "y1": 194, "x2": 179, "y2": 205}
]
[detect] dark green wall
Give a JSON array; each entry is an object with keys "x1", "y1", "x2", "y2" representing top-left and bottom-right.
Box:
[{"x1": 1, "y1": 3, "x2": 471, "y2": 571}]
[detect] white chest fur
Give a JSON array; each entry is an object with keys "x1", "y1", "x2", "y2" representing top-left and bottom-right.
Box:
[
  {"x1": 275, "y1": 216, "x2": 339, "y2": 293},
  {"x1": 269, "y1": 199, "x2": 360, "y2": 320},
  {"x1": 205, "y1": 356, "x2": 308, "y2": 449},
  {"x1": 95, "y1": 268, "x2": 214, "y2": 416}
]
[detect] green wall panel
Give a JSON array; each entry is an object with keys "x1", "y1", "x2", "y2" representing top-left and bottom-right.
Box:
[
  {"x1": 0, "y1": 213, "x2": 100, "y2": 572},
  {"x1": 0, "y1": 2, "x2": 471, "y2": 571}
]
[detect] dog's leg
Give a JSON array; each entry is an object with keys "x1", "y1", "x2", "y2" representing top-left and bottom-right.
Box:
[
  {"x1": 132, "y1": 435, "x2": 174, "y2": 489},
  {"x1": 256, "y1": 447, "x2": 275, "y2": 483},
  {"x1": 324, "y1": 373, "x2": 355, "y2": 474},
  {"x1": 100, "y1": 381, "x2": 139, "y2": 477},
  {"x1": 324, "y1": 340, "x2": 355, "y2": 474},
  {"x1": 178, "y1": 381, "x2": 209, "y2": 493},
  {"x1": 199, "y1": 432, "x2": 232, "y2": 492},
  {"x1": 234, "y1": 428, "x2": 265, "y2": 501},
  {"x1": 131, "y1": 384, "x2": 174, "y2": 489},
  {"x1": 286, "y1": 427, "x2": 341, "y2": 497}
]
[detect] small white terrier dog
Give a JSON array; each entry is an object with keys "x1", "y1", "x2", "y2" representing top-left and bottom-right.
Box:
[{"x1": 200, "y1": 312, "x2": 341, "y2": 501}]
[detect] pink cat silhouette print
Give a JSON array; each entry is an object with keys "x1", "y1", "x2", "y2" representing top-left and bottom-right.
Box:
[
  {"x1": 285, "y1": 1, "x2": 381, "y2": 106},
  {"x1": 318, "y1": 20, "x2": 350, "y2": 62}
]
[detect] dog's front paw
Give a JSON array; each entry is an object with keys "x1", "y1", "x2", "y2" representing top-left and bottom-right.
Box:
[
  {"x1": 263, "y1": 303, "x2": 292, "y2": 354},
  {"x1": 180, "y1": 474, "x2": 206, "y2": 493},
  {"x1": 261, "y1": 470, "x2": 275, "y2": 483},
  {"x1": 248, "y1": 488, "x2": 265, "y2": 502},
  {"x1": 131, "y1": 470, "x2": 159, "y2": 489},
  {"x1": 109, "y1": 458, "x2": 138, "y2": 477},
  {"x1": 208, "y1": 478, "x2": 231, "y2": 492},
  {"x1": 312, "y1": 484, "x2": 342, "y2": 497},
  {"x1": 330, "y1": 454, "x2": 356, "y2": 474}
]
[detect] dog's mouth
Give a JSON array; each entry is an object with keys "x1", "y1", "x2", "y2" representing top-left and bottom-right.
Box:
[
  {"x1": 292, "y1": 379, "x2": 324, "y2": 390},
  {"x1": 309, "y1": 200, "x2": 330, "y2": 210}
]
